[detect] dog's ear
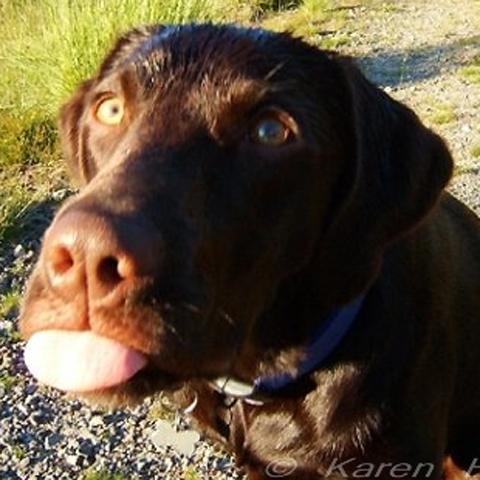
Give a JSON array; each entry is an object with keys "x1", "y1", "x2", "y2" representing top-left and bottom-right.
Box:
[
  {"x1": 316, "y1": 59, "x2": 454, "y2": 304},
  {"x1": 59, "y1": 79, "x2": 96, "y2": 186}
]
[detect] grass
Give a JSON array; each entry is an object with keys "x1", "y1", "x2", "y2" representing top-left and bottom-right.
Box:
[
  {"x1": 12, "y1": 444, "x2": 27, "y2": 460},
  {"x1": 471, "y1": 145, "x2": 480, "y2": 159},
  {"x1": 183, "y1": 466, "x2": 202, "y2": 480},
  {"x1": 0, "y1": 287, "x2": 21, "y2": 319},
  {"x1": 460, "y1": 51, "x2": 480, "y2": 84},
  {"x1": 0, "y1": 106, "x2": 65, "y2": 243},
  {"x1": 148, "y1": 394, "x2": 177, "y2": 422},
  {"x1": 9, "y1": 329, "x2": 24, "y2": 343},
  {"x1": 82, "y1": 468, "x2": 129, "y2": 480},
  {"x1": 83, "y1": 465, "x2": 201, "y2": 480},
  {"x1": 427, "y1": 105, "x2": 457, "y2": 126},
  {"x1": 461, "y1": 65, "x2": 480, "y2": 84},
  {"x1": 422, "y1": 98, "x2": 457, "y2": 127},
  {"x1": 0, "y1": 159, "x2": 63, "y2": 244},
  {"x1": 0, "y1": 373, "x2": 18, "y2": 390},
  {"x1": 261, "y1": 0, "x2": 347, "y2": 42}
]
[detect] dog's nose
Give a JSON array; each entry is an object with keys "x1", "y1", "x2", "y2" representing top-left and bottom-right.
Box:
[{"x1": 42, "y1": 209, "x2": 155, "y2": 304}]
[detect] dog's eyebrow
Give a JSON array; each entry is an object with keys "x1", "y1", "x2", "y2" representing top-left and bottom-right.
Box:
[{"x1": 188, "y1": 77, "x2": 273, "y2": 128}]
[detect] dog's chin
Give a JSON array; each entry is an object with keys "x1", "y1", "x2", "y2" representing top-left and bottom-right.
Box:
[{"x1": 75, "y1": 368, "x2": 183, "y2": 408}]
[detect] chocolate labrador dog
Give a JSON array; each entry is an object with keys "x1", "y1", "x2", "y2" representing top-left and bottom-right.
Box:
[{"x1": 19, "y1": 24, "x2": 480, "y2": 479}]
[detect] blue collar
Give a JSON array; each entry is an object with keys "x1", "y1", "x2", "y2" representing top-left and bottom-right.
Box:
[{"x1": 211, "y1": 295, "x2": 365, "y2": 405}]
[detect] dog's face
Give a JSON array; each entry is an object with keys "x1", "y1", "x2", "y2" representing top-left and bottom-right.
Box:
[{"x1": 19, "y1": 24, "x2": 452, "y2": 403}]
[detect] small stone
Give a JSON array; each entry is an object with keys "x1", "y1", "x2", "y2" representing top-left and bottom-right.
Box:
[
  {"x1": 65, "y1": 454, "x2": 81, "y2": 467},
  {"x1": 163, "y1": 456, "x2": 175, "y2": 472},
  {"x1": 52, "y1": 189, "x2": 71, "y2": 201},
  {"x1": 45, "y1": 433, "x2": 64, "y2": 449},
  {"x1": 214, "y1": 457, "x2": 232, "y2": 470},
  {"x1": 24, "y1": 384, "x2": 38, "y2": 395},
  {"x1": 89, "y1": 416, "x2": 104, "y2": 428},
  {"x1": 31, "y1": 413, "x2": 47, "y2": 426},
  {"x1": 17, "y1": 457, "x2": 30, "y2": 469},
  {"x1": 79, "y1": 439, "x2": 97, "y2": 457}
]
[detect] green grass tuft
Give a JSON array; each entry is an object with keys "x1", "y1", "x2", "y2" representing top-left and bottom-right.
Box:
[
  {"x1": 423, "y1": 99, "x2": 457, "y2": 126},
  {"x1": 461, "y1": 65, "x2": 480, "y2": 84},
  {"x1": 148, "y1": 394, "x2": 177, "y2": 422},
  {"x1": 183, "y1": 466, "x2": 202, "y2": 480},
  {"x1": 471, "y1": 144, "x2": 480, "y2": 158},
  {"x1": 262, "y1": 0, "x2": 342, "y2": 41},
  {"x1": 0, "y1": 374, "x2": 18, "y2": 390},
  {"x1": 0, "y1": 287, "x2": 22, "y2": 319},
  {"x1": 82, "y1": 468, "x2": 129, "y2": 480},
  {"x1": 460, "y1": 54, "x2": 480, "y2": 84},
  {"x1": 0, "y1": 161, "x2": 63, "y2": 244},
  {"x1": 12, "y1": 445, "x2": 27, "y2": 459}
]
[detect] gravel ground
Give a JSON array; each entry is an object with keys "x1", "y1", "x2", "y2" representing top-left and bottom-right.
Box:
[{"x1": 1, "y1": 1, "x2": 479, "y2": 479}]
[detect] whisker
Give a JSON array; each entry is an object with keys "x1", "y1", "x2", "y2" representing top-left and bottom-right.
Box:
[
  {"x1": 264, "y1": 60, "x2": 287, "y2": 81},
  {"x1": 180, "y1": 302, "x2": 202, "y2": 314},
  {"x1": 218, "y1": 308, "x2": 235, "y2": 326}
]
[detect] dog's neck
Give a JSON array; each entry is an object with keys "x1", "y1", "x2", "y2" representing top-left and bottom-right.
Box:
[{"x1": 211, "y1": 294, "x2": 365, "y2": 405}]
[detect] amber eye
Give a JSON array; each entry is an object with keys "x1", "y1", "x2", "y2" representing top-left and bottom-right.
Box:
[
  {"x1": 251, "y1": 115, "x2": 292, "y2": 146},
  {"x1": 94, "y1": 95, "x2": 124, "y2": 125}
]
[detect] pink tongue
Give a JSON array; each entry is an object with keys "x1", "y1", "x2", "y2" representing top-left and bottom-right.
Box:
[{"x1": 24, "y1": 330, "x2": 147, "y2": 392}]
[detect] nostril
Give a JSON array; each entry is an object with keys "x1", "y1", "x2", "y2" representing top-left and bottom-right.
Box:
[
  {"x1": 49, "y1": 245, "x2": 75, "y2": 277},
  {"x1": 97, "y1": 256, "x2": 123, "y2": 288},
  {"x1": 44, "y1": 243, "x2": 81, "y2": 295}
]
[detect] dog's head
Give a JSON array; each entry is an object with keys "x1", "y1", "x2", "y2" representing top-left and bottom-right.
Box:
[{"x1": 19, "y1": 24, "x2": 453, "y2": 404}]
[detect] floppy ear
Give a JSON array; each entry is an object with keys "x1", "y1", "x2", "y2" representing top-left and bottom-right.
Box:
[
  {"x1": 59, "y1": 79, "x2": 96, "y2": 186},
  {"x1": 315, "y1": 59, "x2": 454, "y2": 304}
]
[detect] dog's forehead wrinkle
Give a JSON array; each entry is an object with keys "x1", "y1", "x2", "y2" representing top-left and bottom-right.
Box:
[
  {"x1": 191, "y1": 76, "x2": 270, "y2": 116},
  {"x1": 135, "y1": 51, "x2": 261, "y2": 91},
  {"x1": 123, "y1": 26, "x2": 284, "y2": 91}
]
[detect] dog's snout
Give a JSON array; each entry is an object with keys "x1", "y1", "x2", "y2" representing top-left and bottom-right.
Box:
[{"x1": 43, "y1": 209, "x2": 156, "y2": 305}]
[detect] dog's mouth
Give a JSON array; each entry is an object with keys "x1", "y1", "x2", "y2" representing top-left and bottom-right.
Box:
[
  {"x1": 23, "y1": 328, "x2": 202, "y2": 407},
  {"x1": 21, "y1": 299, "x2": 242, "y2": 403}
]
